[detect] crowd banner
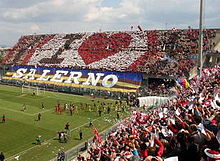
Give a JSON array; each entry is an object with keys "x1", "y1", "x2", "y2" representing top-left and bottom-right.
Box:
[
  {"x1": 3, "y1": 65, "x2": 143, "y2": 93},
  {"x1": 138, "y1": 96, "x2": 173, "y2": 107}
]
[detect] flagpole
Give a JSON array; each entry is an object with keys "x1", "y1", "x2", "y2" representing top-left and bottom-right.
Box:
[{"x1": 197, "y1": 0, "x2": 204, "y2": 77}]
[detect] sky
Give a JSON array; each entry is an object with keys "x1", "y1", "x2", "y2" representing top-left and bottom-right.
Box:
[{"x1": 0, "y1": 0, "x2": 219, "y2": 47}]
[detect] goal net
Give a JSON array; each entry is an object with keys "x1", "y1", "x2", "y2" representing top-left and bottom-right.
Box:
[{"x1": 21, "y1": 85, "x2": 45, "y2": 95}]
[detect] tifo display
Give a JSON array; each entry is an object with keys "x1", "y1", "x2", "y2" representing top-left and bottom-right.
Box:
[{"x1": 2, "y1": 29, "x2": 216, "y2": 77}]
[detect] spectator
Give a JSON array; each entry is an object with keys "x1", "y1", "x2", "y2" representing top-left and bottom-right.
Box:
[
  {"x1": 0, "y1": 152, "x2": 5, "y2": 161},
  {"x1": 85, "y1": 66, "x2": 220, "y2": 160},
  {"x1": 57, "y1": 151, "x2": 65, "y2": 161},
  {"x1": 79, "y1": 129, "x2": 83, "y2": 140}
]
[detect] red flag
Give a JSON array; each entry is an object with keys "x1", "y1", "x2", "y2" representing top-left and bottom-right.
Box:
[{"x1": 93, "y1": 126, "x2": 102, "y2": 144}]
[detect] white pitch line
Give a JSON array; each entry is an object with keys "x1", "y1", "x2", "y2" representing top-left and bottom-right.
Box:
[
  {"x1": 0, "y1": 107, "x2": 52, "y2": 116},
  {"x1": 0, "y1": 107, "x2": 33, "y2": 116},
  {"x1": 5, "y1": 115, "x2": 105, "y2": 161},
  {"x1": 31, "y1": 109, "x2": 51, "y2": 115},
  {"x1": 70, "y1": 116, "x2": 100, "y2": 132}
]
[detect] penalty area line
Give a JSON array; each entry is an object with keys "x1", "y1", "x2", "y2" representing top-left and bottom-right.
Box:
[
  {"x1": 0, "y1": 106, "x2": 33, "y2": 116},
  {"x1": 31, "y1": 109, "x2": 51, "y2": 115},
  {"x1": 0, "y1": 106, "x2": 52, "y2": 116}
]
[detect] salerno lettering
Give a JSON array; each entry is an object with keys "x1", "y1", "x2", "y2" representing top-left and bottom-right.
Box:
[{"x1": 12, "y1": 68, "x2": 118, "y2": 88}]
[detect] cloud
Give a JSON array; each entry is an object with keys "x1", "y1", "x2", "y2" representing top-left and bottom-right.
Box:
[
  {"x1": 85, "y1": 7, "x2": 114, "y2": 21},
  {"x1": 84, "y1": 0, "x2": 144, "y2": 24},
  {"x1": 0, "y1": 0, "x2": 219, "y2": 46},
  {"x1": 30, "y1": 24, "x2": 40, "y2": 32},
  {"x1": 1, "y1": 0, "x2": 100, "y2": 22},
  {"x1": 3, "y1": 6, "x2": 40, "y2": 20}
]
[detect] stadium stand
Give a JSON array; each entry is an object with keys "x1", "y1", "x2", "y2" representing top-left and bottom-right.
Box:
[
  {"x1": 79, "y1": 66, "x2": 220, "y2": 161},
  {"x1": 1, "y1": 29, "x2": 217, "y2": 77},
  {"x1": 0, "y1": 28, "x2": 220, "y2": 160}
]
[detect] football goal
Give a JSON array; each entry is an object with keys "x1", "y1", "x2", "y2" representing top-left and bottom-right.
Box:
[{"x1": 21, "y1": 85, "x2": 45, "y2": 95}]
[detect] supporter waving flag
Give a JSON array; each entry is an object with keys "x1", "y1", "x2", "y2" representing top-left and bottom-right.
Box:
[
  {"x1": 93, "y1": 126, "x2": 102, "y2": 144},
  {"x1": 177, "y1": 78, "x2": 190, "y2": 88}
]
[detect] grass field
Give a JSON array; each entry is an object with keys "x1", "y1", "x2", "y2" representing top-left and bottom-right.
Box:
[{"x1": 0, "y1": 84, "x2": 127, "y2": 161}]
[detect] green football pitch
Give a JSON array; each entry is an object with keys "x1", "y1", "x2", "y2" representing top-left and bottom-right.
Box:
[{"x1": 0, "y1": 84, "x2": 125, "y2": 161}]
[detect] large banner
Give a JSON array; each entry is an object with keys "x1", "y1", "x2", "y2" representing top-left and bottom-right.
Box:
[
  {"x1": 138, "y1": 96, "x2": 173, "y2": 107},
  {"x1": 3, "y1": 66, "x2": 143, "y2": 93}
]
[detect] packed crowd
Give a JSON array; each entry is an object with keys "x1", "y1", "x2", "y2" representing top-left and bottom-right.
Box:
[
  {"x1": 2, "y1": 34, "x2": 55, "y2": 65},
  {"x1": 1, "y1": 29, "x2": 217, "y2": 77},
  {"x1": 137, "y1": 78, "x2": 177, "y2": 97},
  {"x1": 78, "y1": 66, "x2": 220, "y2": 161}
]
